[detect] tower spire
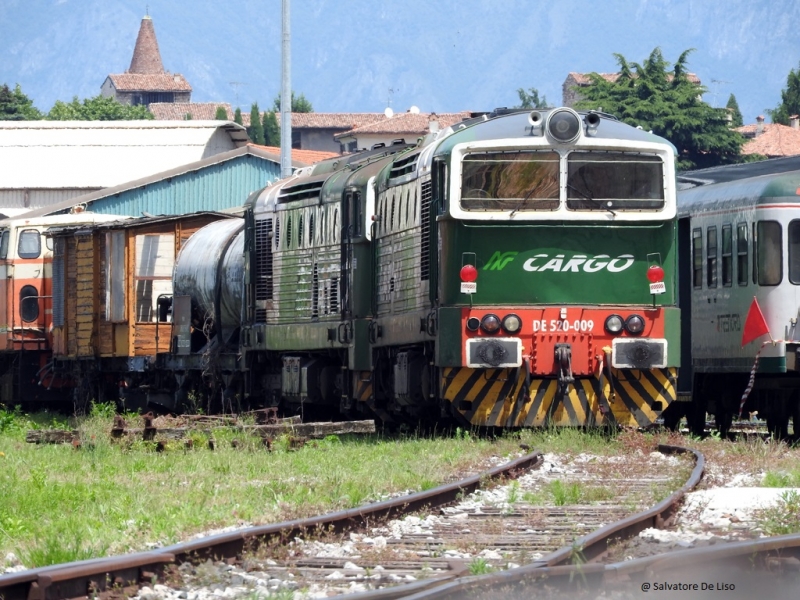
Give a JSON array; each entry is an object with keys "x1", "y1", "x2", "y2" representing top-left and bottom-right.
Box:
[{"x1": 128, "y1": 15, "x2": 164, "y2": 74}]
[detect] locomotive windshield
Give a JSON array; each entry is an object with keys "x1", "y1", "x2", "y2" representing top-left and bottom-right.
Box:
[
  {"x1": 460, "y1": 151, "x2": 559, "y2": 211},
  {"x1": 566, "y1": 151, "x2": 664, "y2": 210},
  {"x1": 460, "y1": 150, "x2": 665, "y2": 213}
]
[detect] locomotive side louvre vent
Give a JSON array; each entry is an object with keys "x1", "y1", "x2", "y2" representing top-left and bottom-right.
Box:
[
  {"x1": 312, "y1": 262, "x2": 319, "y2": 318},
  {"x1": 331, "y1": 276, "x2": 339, "y2": 314},
  {"x1": 255, "y1": 218, "x2": 274, "y2": 322},
  {"x1": 420, "y1": 180, "x2": 432, "y2": 281},
  {"x1": 389, "y1": 152, "x2": 420, "y2": 180},
  {"x1": 277, "y1": 180, "x2": 324, "y2": 203}
]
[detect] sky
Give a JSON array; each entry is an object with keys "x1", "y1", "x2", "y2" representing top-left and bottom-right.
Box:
[{"x1": 0, "y1": 0, "x2": 798, "y2": 124}]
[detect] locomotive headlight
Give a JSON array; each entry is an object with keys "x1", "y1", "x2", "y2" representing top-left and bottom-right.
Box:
[
  {"x1": 466, "y1": 317, "x2": 481, "y2": 332},
  {"x1": 605, "y1": 314, "x2": 624, "y2": 334},
  {"x1": 480, "y1": 314, "x2": 502, "y2": 334},
  {"x1": 546, "y1": 108, "x2": 581, "y2": 143},
  {"x1": 625, "y1": 314, "x2": 645, "y2": 335},
  {"x1": 501, "y1": 314, "x2": 522, "y2": 334}
]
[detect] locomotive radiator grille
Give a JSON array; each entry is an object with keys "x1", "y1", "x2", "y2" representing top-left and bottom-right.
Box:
[
  {"x1": 254, "y1": 218, "x2": 273, "y2": 322},
  {"x1": 441, "y1": 367, "x2": 676, "y2": 428}
]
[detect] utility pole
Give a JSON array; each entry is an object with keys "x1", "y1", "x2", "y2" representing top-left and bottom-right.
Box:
[{"x1": 280, "y1": 0, "x2": 292, "y2": 178}]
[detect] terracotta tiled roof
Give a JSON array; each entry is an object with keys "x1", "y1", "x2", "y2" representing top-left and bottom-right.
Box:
[
  {"x1": 334, "y1": 112, "x2": 472, "y2": 139},
  {"x1": 251, "y1": 144, "x2": 339, "y2": 164},
  {"x1": 566, "y1": 71, "x2": 701, "y2": 85},
  {"x1": 107, "y1": 73, "x2": 192, "y2": 92},
  {"x1": 236, "y1": 112, "x2": 385, "y2": 129},
  {"x1": 291, "y1": 113, "x2": 385, "y2": 129},
  {"x1": 149, "y1": 102, "x2": 233, "y2": 120},
  {"x1": 735, "y1": 123, "x2": 800, "y2": 157},
  {"x1": 129, "y1": 16, "x2": 164, "y2": 74}
]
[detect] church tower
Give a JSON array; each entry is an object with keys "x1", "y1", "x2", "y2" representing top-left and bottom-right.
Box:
[{"x1": 100, "y1": 15, "x2": 192, "y2": 107}]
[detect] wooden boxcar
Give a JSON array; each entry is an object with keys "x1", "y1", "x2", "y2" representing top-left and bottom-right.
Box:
[{"x1": 47, "y1": 212, "x2": 236, "y2": 410}]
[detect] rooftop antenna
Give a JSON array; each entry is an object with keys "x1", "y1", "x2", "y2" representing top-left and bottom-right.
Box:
[
  {"x1": 229, "y1": 81, "x2": 249, "y2": 107},
  {"x1": 387, "y1": 87, "x2": 396, "y2": 109},
  {"x1": 710, "y1": 79, "x2": 731, "y2": 107}
]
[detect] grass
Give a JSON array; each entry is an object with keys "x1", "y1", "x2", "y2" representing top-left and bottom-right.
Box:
[{"x1": 0, "y1": 411, "x2": 703, "y2": 570}]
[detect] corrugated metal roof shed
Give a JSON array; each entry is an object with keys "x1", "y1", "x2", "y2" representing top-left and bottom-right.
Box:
[
  {"x1": 0, "y1": 120, "x2": 249, "y2": 190},
  {"x1": 18, "y1": 145, "x2": 306, "y2": 219}
]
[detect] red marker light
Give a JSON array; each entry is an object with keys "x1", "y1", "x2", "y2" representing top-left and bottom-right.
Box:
[
  {"x1": 460, "y1": 264, "x2": 478, "y2": 282},
  {"x1": 647, "y1": 265, "x2": 665, "y2": 283}
]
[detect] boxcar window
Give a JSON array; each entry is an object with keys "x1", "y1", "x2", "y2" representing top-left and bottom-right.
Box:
[
  {"x1": 721, "y1": 224, "x2": 732, "y2": 287},
  {"x1": 567, "y1": 151, "x2": 664, "y2": 211},
  {"x1": 706, "y1": 226, "x2": 718, "y2": 288},
  {"x1": 0, "y1": 230, "x2": 8, "y2": 260},
  {"x1": 692, "y1": 228, "x2": 703, "y2": 289},
  {"x1": 134, "y1": 233, "x2": 174, "y2": 322},
  {"x1": 18, "y1": 229, "x2": 41, "y2": 259},
  {"x1": 736, "y1": 222, "x2": 748, "y2": 286},
  {"x1": 756, "y1": 220, "x2": 782, "y2": 286},
  {"x1": 461, "y1": 150, "x2": 559, "y2": 211},
  {"x1": 105, "y1": 231, "x2": 126, "y2": 322},
  {"x1": 789, "y1": 220, "x2": 800, "y2": 284}
]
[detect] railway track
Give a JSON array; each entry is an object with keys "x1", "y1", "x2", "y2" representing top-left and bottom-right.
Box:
[{"x1": 0, "y1": 445, "x2": 702, "y2": 600}]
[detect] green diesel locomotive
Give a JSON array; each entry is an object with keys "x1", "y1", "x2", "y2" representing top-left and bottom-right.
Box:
[{"x1": 172, "y1": 107, "x2": 680, "y2": 427}]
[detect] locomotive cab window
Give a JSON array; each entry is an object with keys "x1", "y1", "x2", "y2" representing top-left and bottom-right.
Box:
[
  {"x1": 18, "y1": 229, "x2": 41, "y2": 259},
  {"x1": 460, "y1": 150, "x2": 559, "y2": 211},
  {"x1": 754, "y1": 220, "x2": 782, "y2": 286},
  {"x1": 567, "y1": 152, "x2": 664, "y2": 211},
  {"x1": 789, "y1": 220, "x2": 800, "y2": 284},
  {"x1": 0, "y1": 230, "x2": 8, "y2": 260}
]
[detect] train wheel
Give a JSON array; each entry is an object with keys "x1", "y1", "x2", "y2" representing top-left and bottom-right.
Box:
[
  {"x1": 715, "y1": 409, "x2": 733, "y2": 439},
  {"x1": 660, "y1": 401, "x2": 686, "y2": 431}
]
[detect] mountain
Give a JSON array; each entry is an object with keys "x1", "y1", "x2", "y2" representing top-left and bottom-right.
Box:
[{"x1": 1, "y1": 0, "x2": 798, "y2": 124}]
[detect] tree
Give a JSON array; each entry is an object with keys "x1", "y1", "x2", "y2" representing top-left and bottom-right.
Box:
[
  {"x1": 263, "y1": 110, "x2": 280, "y2": 146},
  {"x1": 515, "y1": 87, "x2": 549, "y2": 109},
  {"x1": 573, "y1": 48, "x2": 743, "y2": 170},
  {"x1": 47, "y1": 94, "x2": 152, "y2": 120},
  {"x1": 234, "y1": 108, "x2": 243, "y2": 125},
  {"x1": 767, "y1": 61, "x2": 800, "y2": 125},
  {"x1": 272, "y1": 91, "x2": 313, "y2": 113},
  {"x1": 215, "y1": 106, "x2": 228, "y2": 120},
  {"x1": 0, "y1": 84, "x2": 42, "y2": 120},
  {"x1": 248, "y1": 102, "x2": 265, "y2": 145},
  {"x1": 725, "y1": 94, "x2": 743, "y2": 127}
]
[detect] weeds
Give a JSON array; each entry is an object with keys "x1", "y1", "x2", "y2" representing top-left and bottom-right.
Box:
[
  {"x1": 755, "y1": 490, "x2": 800, "y2": 536},
  {"x1": 468, "y1": 557, "x2": 493, "y2": 575},
  {"x1": 550, "y1": 480, "x2": 582, "y2": 506}
]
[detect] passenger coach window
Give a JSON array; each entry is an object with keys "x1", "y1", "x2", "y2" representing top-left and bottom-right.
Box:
[
  {"x1": 756, "y1": 221, "x2": 782, "y2": 286},
  {"x1": 736, "y1": 223, "x2": 748, "y2": 285},
  {"x1": 789, "y1": 220, "x2": 800, "y2": 284},
  {"x1": 721, "y1": 225, "x2": 732, "y2": 287},
  {"x1": 567, "y1": 152, "x2": 664, "y2": 211},
  {"x1": 461, "y1": 151, "x2": 559, "y2": 211},
  {"x1": 692, "y1": 228, "x2": 702, "y2": 288},
  {"x1": 706, "y1": 226, "x2": 717, "y2": 288},
  {"x1": 0, "y1": 230, "x2": 8, "y2": 259},
  {"x1": 18, "y1": 229, "x2": 41, "y2": 259}
]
